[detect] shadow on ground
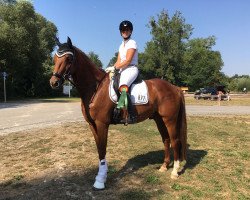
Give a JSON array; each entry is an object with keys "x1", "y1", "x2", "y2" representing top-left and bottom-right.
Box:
[
  {"x1": 112, "y1": 148, "x2": 207, "y2": 182},
  {"x1": 0, "y1": 148, "x2": 207, "y2": 200}
]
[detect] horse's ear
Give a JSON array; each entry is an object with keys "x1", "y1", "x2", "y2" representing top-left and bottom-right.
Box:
[
  {"x1": 67, "y1": 37, "x2": 73, "y2": 49},
  {"x1": 55, "y1": 37, "x2": 61, "y2": 46}
]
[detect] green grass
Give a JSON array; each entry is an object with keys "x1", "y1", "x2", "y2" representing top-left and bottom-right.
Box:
[
  {"x1": 0, "y1": 116, "x2": 249, "y2": 199},
  {"x1": 108, "y1": 116, "x2": 250, "y2": 199},
  {"x1": 39, "y1": 97, "x2": 81, "y2": 102},
  {"x1": 120, "y1": 189, "x2": 151, "y2": 200}
]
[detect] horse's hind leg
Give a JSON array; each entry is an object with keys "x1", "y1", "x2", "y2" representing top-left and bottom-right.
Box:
[
  {"x1": 154, "y1": 113, "x2": 171, "y2": 172},
  {"x1": 163, "y1": 119, "x2": 182, "y2": 179}
]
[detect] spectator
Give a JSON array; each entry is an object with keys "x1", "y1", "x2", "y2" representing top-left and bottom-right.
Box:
[{"x1": 243, "y1": 87, "x2": 247, "y2": 94}]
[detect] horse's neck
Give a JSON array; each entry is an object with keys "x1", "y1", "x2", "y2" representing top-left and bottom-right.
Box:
[
  {"x1": 73, "y1": 49, "x2": 105, "y2": 99},
  {"x1": 71, "y1": 49, "x2": 108, "y2": 123},
  {"x1": 78, "y1": 65, "x2": 103, "y2": 84}
]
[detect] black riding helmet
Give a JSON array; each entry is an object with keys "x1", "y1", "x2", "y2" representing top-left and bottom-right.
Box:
[{"x1": 119, "y1": 20, "x2": 133, "y2": 32}]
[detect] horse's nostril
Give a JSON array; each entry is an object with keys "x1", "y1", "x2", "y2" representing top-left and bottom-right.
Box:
[
  {"x1": 50, "y1": 79, "x2": 60, "y2": 89},
  {"x1": 54, "y1": 81, "x2": 59, "y2": 88}
]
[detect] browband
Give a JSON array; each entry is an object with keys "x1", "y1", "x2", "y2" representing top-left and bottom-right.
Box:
[{"x1": 56, "y1": 51, "x2": 74, "y2": 57}]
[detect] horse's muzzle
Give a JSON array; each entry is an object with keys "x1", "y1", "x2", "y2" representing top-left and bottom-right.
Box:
[{"x1": 50, "y1": 76, "x2": 63, "y2": 89}]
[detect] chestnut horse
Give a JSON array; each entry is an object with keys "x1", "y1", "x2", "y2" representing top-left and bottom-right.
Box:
[{"x1": 50, "y1": 37, "x2": 187, "y2": 190}]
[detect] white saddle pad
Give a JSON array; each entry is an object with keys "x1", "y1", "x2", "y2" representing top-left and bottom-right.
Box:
[{"x1": 109, "y1": 80, "x2": 149, "y2": 105}]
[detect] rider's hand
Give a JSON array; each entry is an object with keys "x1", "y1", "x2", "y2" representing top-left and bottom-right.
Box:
[{"x1": 105, "y1": 66, "x2": 116, "y2": 73}]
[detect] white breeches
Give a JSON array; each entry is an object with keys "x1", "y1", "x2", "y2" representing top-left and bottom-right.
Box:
[{"x1": 119, "y1": 65, "x2": 139, "y2": 88}]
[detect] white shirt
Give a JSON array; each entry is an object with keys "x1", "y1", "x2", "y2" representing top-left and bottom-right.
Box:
[{"x1": 119, "y1": 39, "x2": 138, "y2": 66}]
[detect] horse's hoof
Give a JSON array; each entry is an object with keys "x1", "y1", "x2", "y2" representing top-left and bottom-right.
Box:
[
  {"x1": 158, "y1": 166, "x2": 167, "y2": 172},
  {"x1": 178, "y1": 160, "x2": 186, "y2": 173},
  {"x1": 93, "y1": 180, "x2": 105, "y2": 190},
  {"x1": 178, "y1": 166, "x2": 184, "y2": 173},
  {"x1": 171, "y1": 173, "x2": 179, "y2": 180}
]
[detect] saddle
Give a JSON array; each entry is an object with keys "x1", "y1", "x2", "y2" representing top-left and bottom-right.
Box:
[
  {"x1": 112, "y1": 70, "x2": 143, "y2": 96},
  {"x1": 110, "y1": 70, "x2": 148, "y2": 125}
]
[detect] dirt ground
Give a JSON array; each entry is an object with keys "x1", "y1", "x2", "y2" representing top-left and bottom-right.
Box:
[
  {"x1": 1, "y1": 115, "x2": 249, "y2": 200},
  {"x1": 1, "y1": 98, "x2": 249, "y2": 199},
  {"x1": 0, "y1": 122, "x2": 138, "y2": 200}
]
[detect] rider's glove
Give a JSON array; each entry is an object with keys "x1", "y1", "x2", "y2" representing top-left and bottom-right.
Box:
[{"x1": 105, "y1": 66, "x2": 116, "y2": 73}]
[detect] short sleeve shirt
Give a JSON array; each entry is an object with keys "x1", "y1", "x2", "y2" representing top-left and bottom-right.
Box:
[{"x1": 119, "y1": 39, "x2": 138, "y2": 65}]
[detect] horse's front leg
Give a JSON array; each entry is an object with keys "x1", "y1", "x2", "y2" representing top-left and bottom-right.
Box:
[{"x1": 89, "y1": 121, "x2": 109, "y2": 190}]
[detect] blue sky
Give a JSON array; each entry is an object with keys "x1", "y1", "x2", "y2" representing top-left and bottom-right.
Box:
[{"x1": 33, "y1": 0, "x2": 250, "y2": 76}]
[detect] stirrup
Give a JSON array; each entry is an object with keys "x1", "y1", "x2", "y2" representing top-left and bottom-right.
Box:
[
  {"x1": 120, "y1": 115, "x2": 137, "y2": 126},
  {"x1": 112, "y1": 108, "x2": 121, "y2": 124}
]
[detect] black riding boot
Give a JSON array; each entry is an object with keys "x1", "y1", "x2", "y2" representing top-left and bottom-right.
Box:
[
  {"x1": 120, "y1": 93, "x2": 137, "y2": 125},
  {"x1": 127, "y1": 93, "x2": 137, "y2": 123}
]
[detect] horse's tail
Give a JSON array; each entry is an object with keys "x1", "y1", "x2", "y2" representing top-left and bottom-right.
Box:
[{"x1": 178, "y1": 91, "x2": 187, "y2": 161}]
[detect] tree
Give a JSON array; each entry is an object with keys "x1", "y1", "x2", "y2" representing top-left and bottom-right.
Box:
[
  {"x1": 140, "y1": 10, "x2": 193, "y2": 85},
  {"x1": 108, "y1": 52, "x2": 118, "y2": 67},
  {"x1": 88, "y1": 51, "x2": 103, "y2": 69},
  {"x1": 0, "y1": 0, "x2": 16, "y2": 5},
  {"x1": 228, "y1": 75, "x2": 250, "y2": 92},
  {"x1": 183, "y1": 36, "x2": 224, "y2": 91},
  {"x1": 0, "y1": 1, "x2": 57, "y2": 98}
]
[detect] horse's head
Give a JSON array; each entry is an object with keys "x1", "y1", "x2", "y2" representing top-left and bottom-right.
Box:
[{"x1": 50, "y1": 37, "x2": 75, "y2": 89}]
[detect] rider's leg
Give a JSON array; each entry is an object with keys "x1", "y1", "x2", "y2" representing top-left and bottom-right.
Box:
[
  {"x1": 117, "y1": 84, "x2": 137, "y2": 124},
  {"x1": 117, "y1": 66, "x2": 139, "y2": 124},
  {"x1": 119, "y1": 66, "x2": 139, "y2": 88}
]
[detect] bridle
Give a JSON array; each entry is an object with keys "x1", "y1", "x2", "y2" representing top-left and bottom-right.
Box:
[
  {"x1": 51, "y1": 46, "x2": 107, "y2": 100},
  {"x1": 52, "y1": 50, "x2": 76, "y2": 87}
]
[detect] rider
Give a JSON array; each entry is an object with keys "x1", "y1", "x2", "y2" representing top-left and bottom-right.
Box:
[{"x1": 106, "y1": 20, "x2": 139, "y2": 123}]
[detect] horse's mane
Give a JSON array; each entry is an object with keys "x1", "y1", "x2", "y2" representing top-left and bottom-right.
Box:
[
  {"x1": 74, "y1": 46, "x2": 106, "y2": 73},
  {"x1": 73, "y1": 46, "x2": 106, "y2": 82}
]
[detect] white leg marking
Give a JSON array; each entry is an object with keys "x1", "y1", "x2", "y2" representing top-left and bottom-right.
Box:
[
  {"x1": 93, "y1": 159, "x2": 108, "y2": 189},
  {"x1": 171, "y1": 160, "x2": 180, "y2": 179},
  {"x1": 159, "y1": 163, "x2": 168, "y2": 172}
]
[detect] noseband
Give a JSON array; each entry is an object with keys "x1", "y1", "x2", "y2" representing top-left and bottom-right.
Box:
[{"x1": 52, "y1": 50, "x2": 76, "y2": 86}]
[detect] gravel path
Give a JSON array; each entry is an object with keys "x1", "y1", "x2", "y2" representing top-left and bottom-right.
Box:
[
  {"x1": 0, "y1": 101, "x2": 249, "y2": 135},
  {"x1": 186, "y1": 105, "x2": 250, "y2": 115},
  {"x1": 0, "y1": 101, "x2": 83, "y2": 135}
]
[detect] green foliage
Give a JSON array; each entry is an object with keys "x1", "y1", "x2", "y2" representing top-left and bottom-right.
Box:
[
  {"x1": 108, "y1": 52, "x2": 118, "y2": 67},
  {"x1": 228, "y1": 76, "x2": 250, "y2": 92},
  {"x1": 88, "y1": 51, "x2": 103, "y2": 69},
  {"x1": 0, "y1": 1, "x2": 57, "y2": 99},
  {"x1": 137, "y1": 10, "x2": 226, "y2": 90},
  {"x1": 139, "y1": 10, "x2": 193, "y2": 85},
  {"x1": 183, "y1": 37, "x2": 224, "y2": 91},
  {"x1": 0, "y1": 0, "x2": 16, "y2": 5}
]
